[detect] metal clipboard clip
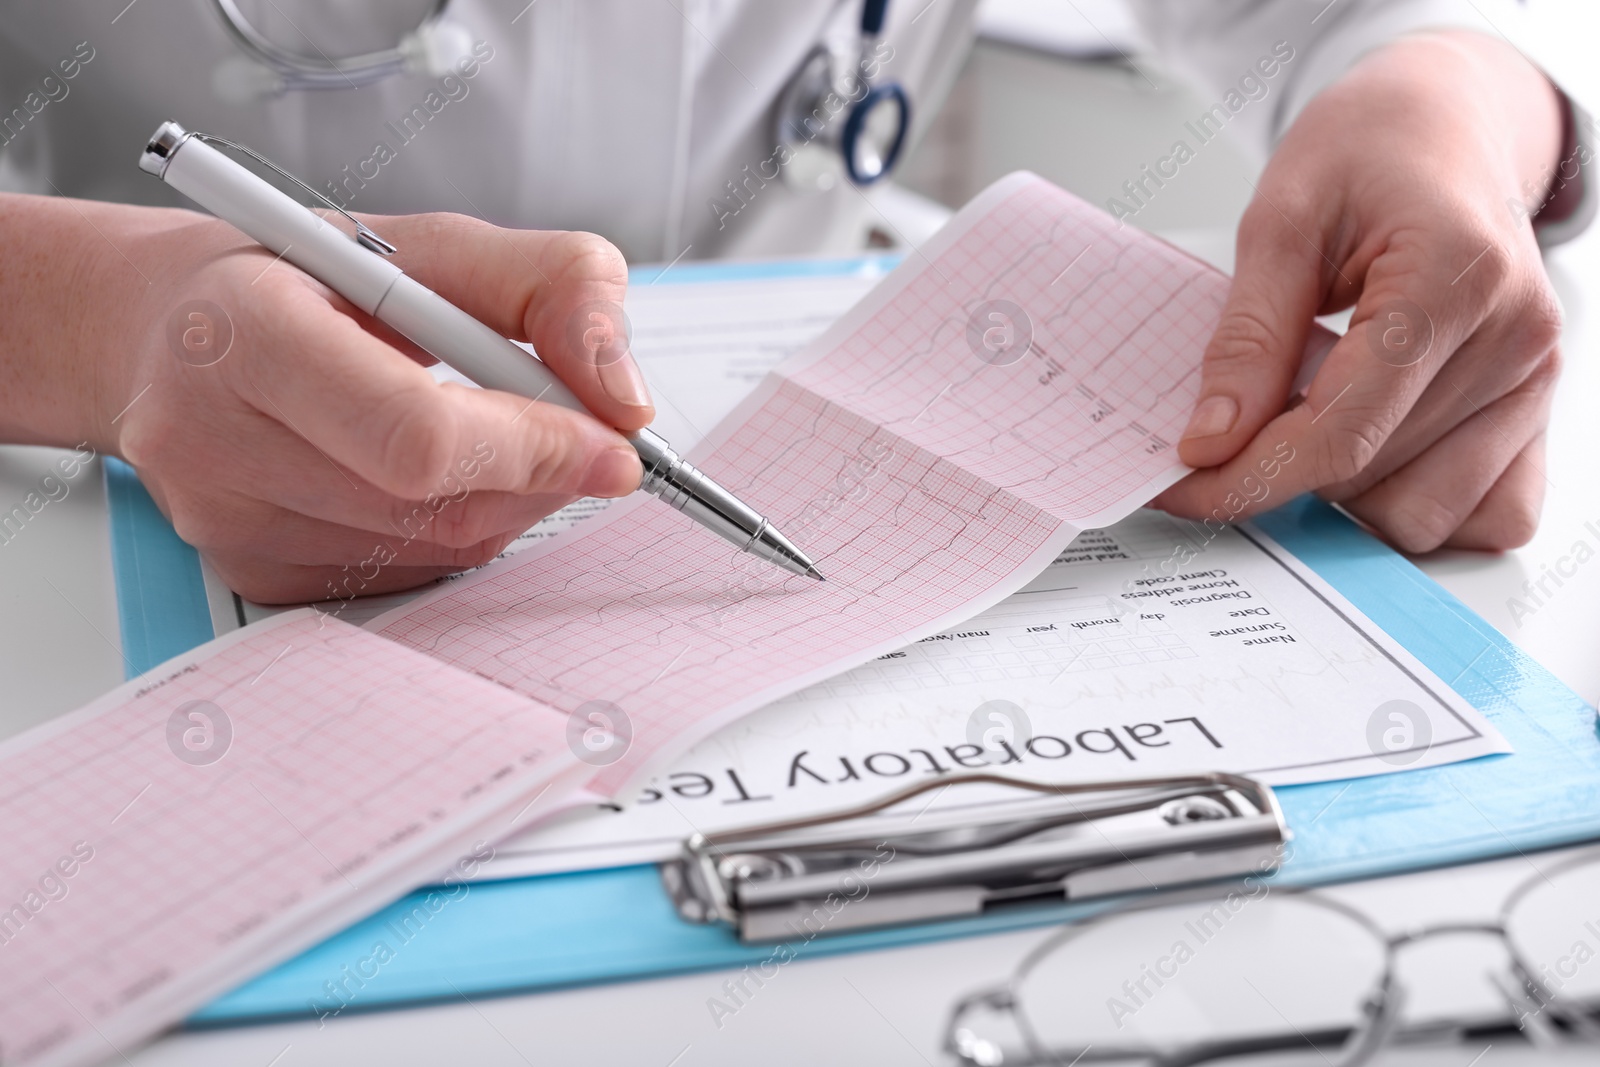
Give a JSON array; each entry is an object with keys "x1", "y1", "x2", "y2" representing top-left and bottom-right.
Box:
[{"x1": 661, "y1": 772, "x2": 1289, "y2": 943}]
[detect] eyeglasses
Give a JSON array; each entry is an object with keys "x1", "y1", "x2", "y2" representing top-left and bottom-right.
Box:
[{"x1": 942, "y1": 848, "x2": 1600, "y2": 1066}]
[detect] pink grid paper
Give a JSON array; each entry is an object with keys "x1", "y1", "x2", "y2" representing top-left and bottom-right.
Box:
[
  {"x1": 0, "y1": 611, "x2": 580, "y2": 1067},
  {"x1": 370, "y1": 173, "x2": 1226, "y2": 796}
]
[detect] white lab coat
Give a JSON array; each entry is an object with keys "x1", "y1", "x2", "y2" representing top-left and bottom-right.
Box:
[{"x1": 0, "y1": 0, "x2": 1584, "y2": 262}]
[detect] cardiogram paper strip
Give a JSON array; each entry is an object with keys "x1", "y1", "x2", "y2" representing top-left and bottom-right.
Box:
[
  {"x1": 370, "y1": 173, "x2": 1226, "y2": 796},
  {"x1": 0, "y1": 611, "x2": 583, "y2": 1067}
]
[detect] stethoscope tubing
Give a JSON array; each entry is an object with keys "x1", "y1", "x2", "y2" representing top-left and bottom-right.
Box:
[
  {"x1": 214, "y1": 0, "x2": 911, "y2": 183},
  {"x1": 211, "y1": 0, "x2": 449, "y2": 91}
]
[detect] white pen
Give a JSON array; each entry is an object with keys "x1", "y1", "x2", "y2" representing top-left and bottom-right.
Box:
[{"x1": 139, "y1": 121, "x2": 822, "y2": 580}]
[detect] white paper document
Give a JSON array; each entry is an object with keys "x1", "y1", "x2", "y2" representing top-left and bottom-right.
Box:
[{"x1": 477, "y1": 506, "x2": 1507, "y2": 878}]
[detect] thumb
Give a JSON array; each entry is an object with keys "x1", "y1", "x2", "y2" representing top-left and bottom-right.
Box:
[
  {"x1": 361, "y1": 212, "x2": 655, "y2": 433},
  {"x1": 1177, "y1": 199, "x2": 1327, "y2": 468}
]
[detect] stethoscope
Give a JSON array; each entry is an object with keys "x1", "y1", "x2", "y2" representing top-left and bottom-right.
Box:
[
  {"x1": 209, "y1": 0, "x2": 475, "y2": 101},
  {"x1": 209, "y1": 0, "x2": 910, "y2": 187},
  {"x1": 772, "y1": 0, "x2": 910, "y2": 187}
]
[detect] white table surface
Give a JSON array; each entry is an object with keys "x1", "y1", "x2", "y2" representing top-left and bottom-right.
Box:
[{"x1": 5, "y1": 43, "x2": 1600, "y2": 1067}]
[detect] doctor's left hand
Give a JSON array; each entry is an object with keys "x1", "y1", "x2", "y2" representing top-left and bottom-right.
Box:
[
  {"x1": 1155, "y1": 30, "x2": 1568, "y2": 553},
  {"x1": 0, "y1": 197, "x2": 653, "y2": 604}
]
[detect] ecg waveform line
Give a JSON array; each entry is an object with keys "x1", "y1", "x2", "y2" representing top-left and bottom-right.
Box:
[{"x1": 788, "y1": 182, "x2": 1225, "y2": 518}]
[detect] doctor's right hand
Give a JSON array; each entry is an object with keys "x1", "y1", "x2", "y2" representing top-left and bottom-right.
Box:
[{"x1": 0, "y1": 194, "x2": 652, "y2": 604}]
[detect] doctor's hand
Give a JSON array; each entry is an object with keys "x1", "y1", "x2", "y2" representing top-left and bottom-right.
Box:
[
  {"x1": 0, "y1": 198, "x2": 651, "y2": 603},
  {"x1": 1154, "y1": 31, "x2": 1566, "y2": 553}
]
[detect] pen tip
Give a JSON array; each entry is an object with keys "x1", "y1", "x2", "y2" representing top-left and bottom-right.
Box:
[{"x1": 806, "y1": 565, "x2": 825, "y2": 582}]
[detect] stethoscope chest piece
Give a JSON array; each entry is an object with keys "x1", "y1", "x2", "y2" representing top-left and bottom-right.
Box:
[
  {"x1": 773, "y1": 1, "x2": 910, "y2": 191},
  {"x1": 774, "y1": 46, "x2": 848, "y2": 192},
  {"x1": 841, "y1": 80, "x2": 909, "y2": 185}
]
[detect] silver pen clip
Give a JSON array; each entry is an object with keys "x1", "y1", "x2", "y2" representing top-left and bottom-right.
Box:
[{"x1": 140, "y1": 123, "x2": 396, "y2": 256}]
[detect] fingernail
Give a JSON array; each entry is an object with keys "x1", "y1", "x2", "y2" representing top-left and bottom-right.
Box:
[
  {"x1": 598, "y1": 356, "x2": 652, "y2": 410},
  {"x1": 1183, "y1": 395, "x2": 1239, "y2": 440},
  {"x1": 582, "y1": 446, "x2": 641, "y2": 497}
]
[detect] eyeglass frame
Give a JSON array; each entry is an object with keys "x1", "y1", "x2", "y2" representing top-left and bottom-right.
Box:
[{"x1": 941, "y1": 847, "x2": 1600, "y2": 1067}]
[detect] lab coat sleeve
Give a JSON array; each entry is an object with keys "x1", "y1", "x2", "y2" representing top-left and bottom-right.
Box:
[
  {"x1": 0, "y1": 30, "x2": 55, "y2": 195},
  {"x1": 1122, "y1": 0, "x2": 1594, "y2": 247}
]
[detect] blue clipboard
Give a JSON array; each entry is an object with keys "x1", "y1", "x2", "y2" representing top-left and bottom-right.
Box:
[{"x1": 98, "y1": 259, "x2": 1600, "y2": 1027}]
